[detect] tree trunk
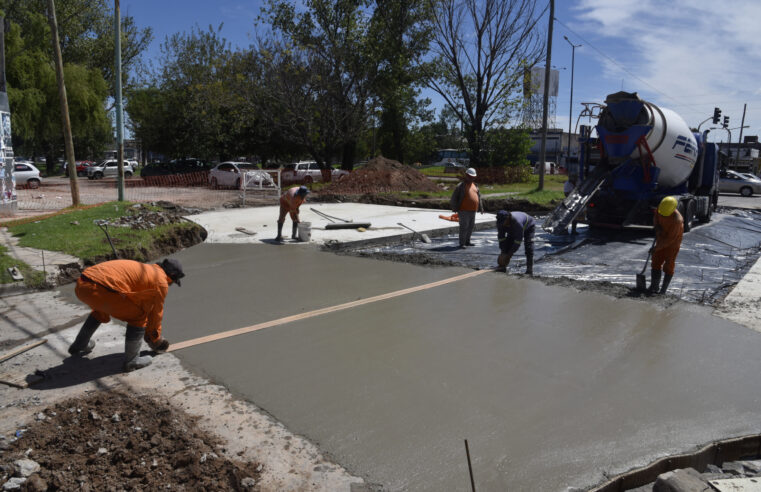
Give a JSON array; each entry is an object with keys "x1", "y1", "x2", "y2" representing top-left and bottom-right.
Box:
[
  {"x1": 45, "y1": 149, "x2": 56, "y2": 176},
  {"x1": 341, "y1": 141, "x2": 356, "y2": 171}
]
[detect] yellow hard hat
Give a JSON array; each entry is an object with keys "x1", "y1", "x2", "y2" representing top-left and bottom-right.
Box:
[{"x1": 657, "y1": 196, "x2": 678, "y2": 216}]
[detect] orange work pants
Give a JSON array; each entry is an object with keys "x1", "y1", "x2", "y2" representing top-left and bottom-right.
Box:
[
  {"x1": 75, "y1": 278, "x2": 161, "y2": 343},
  {"x1": 652, "y1": 244, "x2": 680, "y2": 276}
]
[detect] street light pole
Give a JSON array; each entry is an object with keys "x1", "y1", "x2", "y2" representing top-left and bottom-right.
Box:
[{"x1": 563, "y1": 36, "x2": 581, "y2": 165}]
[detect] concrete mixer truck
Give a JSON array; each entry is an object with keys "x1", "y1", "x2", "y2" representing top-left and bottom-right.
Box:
[{"x1": 543, "y1": 91, "x2": 721, "y2": 233}]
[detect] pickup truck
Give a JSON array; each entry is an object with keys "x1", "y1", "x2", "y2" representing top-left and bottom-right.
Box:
[
  {"x1": 87, "y1": 160, "x2": 137, "y2": 179},
  {"x1": 281, "y1": 161, "x2": 349, "y2": 184}
]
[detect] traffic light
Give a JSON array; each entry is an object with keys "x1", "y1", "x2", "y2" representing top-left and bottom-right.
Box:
[
  {"x1": 723, "y1": 115, "x2": 730, "y2": 128},
  {"x1": 712, "y1": 107, "x2": 721, "y2": 124}
]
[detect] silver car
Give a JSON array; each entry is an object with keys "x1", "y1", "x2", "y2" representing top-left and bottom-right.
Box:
[
  {"x1": 719, "y1": 169, "x2": 761, "y2": 197},
  {"x1": 87, "y1": 160, "x2": 136, "y2": 179}
]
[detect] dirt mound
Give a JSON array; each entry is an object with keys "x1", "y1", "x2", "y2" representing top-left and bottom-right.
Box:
[
  {"x1": 0, "y1": 392, "x2": 261, "y2": 491},
  {"x1": 321, "y1": 156, "x2": 440, "y2": 194}
]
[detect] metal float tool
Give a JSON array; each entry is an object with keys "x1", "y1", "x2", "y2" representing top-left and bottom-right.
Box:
[
  {"x1": 636, "y1": 237, "x2": 657, "y2": 290},
  {"x1": 397, "y1": 222, "x2": 431, "y2": 243},
  {"x1": 309, "y1": 207, "x2": 371, "y2": 229}
]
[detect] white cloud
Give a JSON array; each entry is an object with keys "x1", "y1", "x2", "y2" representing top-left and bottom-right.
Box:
[{"x1": 570, "y1": 0, "x2": 761, "y2": 131}]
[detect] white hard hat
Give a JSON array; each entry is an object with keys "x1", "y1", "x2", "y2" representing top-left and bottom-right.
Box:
[{"x1": 465, "y1": 168, "x2": 477, "y2": 177}]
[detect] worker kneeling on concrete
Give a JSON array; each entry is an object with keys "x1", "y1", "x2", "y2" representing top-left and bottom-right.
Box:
[
  {"x1": 650, "y1": 196, "x2": 683, "y2": 294},
  {"x1": 276, "y1": 185, "x2": 310, "y2": 242},
  {"x1": 68, "y1": 258, "x2": 185, "y2": 372},
  {"x1": 495, "y1": 210, "x2": 535, "y2": 275}
]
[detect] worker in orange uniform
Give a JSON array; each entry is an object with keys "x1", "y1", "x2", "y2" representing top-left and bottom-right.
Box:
[
  {"x1": 276, "y1": 185, "x2": 310, "y2": 242},
  {"x1": 650, "y1": 196, "x2": 683, "y2": 294},
  {"x1": 68, "y1": 258, "x2": 185, "y2": 372},
  {"x1": 450, "y1": 168, "x2": 484, "y2": 248}
]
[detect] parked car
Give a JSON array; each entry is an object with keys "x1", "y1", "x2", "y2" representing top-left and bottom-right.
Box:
[
  {"x1": 208, "y1": 162, "x2": 276, "y2": 189},
  {"x1": 281, "y1": 160, "x2": 349, "y2": 184},
  {"x1": 443, "y1": 161, "x2": 466, "y2": 173},
  {"x1": 87, "y1": 160, "x2": 137, "y2": 179},
  {"x1": 140, "y1": 159, "x2": 207, "y2": 177},
  {"x1": 533, "y1": 161, "x2": 557, "y2": 174},
  {"x1": 64, "y1": 160, "x2": 95, "y2": 177},
  {"x1": 13, "y1": 162, "x2": 42, "y2": 188},
  {"x1": 719, "y1": 169, "x2": 761, "y2": 197}
]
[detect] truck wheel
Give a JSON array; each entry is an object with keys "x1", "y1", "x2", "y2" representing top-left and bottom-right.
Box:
[
  {"x1": 740, "y1": 186, "x2": 753, "y2": 197},
  {"x1": 698, "y1": 199, "x2": 713, "y2": 223}
]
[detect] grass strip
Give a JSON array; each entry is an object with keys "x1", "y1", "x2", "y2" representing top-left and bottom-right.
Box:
[{"x1": 0, "y1": 244, "x2": 47, "y2": 288}]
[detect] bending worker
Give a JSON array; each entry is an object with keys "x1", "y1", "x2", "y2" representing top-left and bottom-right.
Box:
[
  {"x1": 276, "y1": 185, "x2": 310, "y2": 242},
  {"x1": 68, "y1": 258, "x2": 185, "y2": 372},
  {"x1": 450, "y1": 167, "x2": 484, "y2": 248},
  {"x1": 650, "y1": 196, "x2": 683, "y2": 294},
  {"x1": 496, "y1": 210, "x2": 535, "y2": 275}
]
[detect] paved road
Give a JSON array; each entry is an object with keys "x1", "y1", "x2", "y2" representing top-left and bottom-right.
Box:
[
  {"x1": 718, "y1": 193, "x2": 761, "y2": 210},
  {"x1": 164, "y1": 243, "x2": 761, "y2": 491}
]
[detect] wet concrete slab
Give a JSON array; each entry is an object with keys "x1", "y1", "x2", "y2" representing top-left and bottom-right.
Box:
[{"x1": 164, "y1": 243, "x2": 761, "y2": 491}]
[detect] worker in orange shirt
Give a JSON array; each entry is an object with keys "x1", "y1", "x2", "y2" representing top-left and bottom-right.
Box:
[
  {"x1": 276, "y1": 185, "x2": 310, "y2": 242},
  {"x1": 68, "y1": 258, "x2": 185, "y2": 372},
  {"x1": 450, "y1": 168, "x2": 484, "y2": 248},
  {"x1": 650, "y1": 196, "x2": 684, "y2": 294}
]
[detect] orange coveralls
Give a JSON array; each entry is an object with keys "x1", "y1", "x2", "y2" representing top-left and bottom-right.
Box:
[
  {"x1": 278, "y1": 186, "x2": 306, "y2": 222},
  {"x1": 652, "y1": 209, "x2": 684, "y2": 276},
  {"x1": 75, "y1": 260, "x2": 171, "y2": 344}
]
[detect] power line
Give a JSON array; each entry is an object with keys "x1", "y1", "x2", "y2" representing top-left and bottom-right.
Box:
[{"x1": 553, "y1": 17, "x2": 703, "y2": 114}]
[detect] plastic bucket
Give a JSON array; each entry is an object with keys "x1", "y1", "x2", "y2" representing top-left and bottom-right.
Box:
[{"x1": 297, "y1": 222, "x2": 312, "y2": 242}]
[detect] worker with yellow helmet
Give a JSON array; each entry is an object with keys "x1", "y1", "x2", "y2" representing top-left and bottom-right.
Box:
[{"x1": 650, "y1": 196, "x2": 684, "y2": 294}]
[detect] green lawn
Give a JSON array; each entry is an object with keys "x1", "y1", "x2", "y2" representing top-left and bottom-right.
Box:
[
  {"x1": 7, "y1": 202, "x2": 198, "y2": 263},
  {"x1": 0, "y1": 244, "x2": 46, "y2": 287}
]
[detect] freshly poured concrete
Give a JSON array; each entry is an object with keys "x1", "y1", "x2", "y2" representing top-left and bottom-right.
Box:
[
  {"x1": 187, "y1": 203, "x2": 494, "y2": 245},
  {"x1": 163, "y1": 243, "x2": 761, "y2": 491}
]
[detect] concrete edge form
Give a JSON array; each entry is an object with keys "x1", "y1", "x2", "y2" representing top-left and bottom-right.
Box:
[
  {"x1": 589, "y1": 434, "x2": 761, "y2": 492},
  {"x1": 322, "y1": 220, "x2": 496, "y2": 251}
]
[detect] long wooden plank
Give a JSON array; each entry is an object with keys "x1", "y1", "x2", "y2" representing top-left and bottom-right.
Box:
[
  {"x1": 0, "y1": 339, "x2": 47, "y2": 364},
  {"x1": 169, "y1": 269, "x2": 490, "y2": 352}
]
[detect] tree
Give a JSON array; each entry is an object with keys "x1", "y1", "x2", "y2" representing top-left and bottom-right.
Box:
[
  {"x1": 482, "y1": 127, "x2": 532, "y2": 167},
  {"x1": 426, "y1": 0, "x2": 544, "y2": 167},
  {"x1": 262, "y1": 0, "x2": 377, "y2": 169},
  {"x1": 368, "y1": 0, "x2": 434, "y2": 163}
]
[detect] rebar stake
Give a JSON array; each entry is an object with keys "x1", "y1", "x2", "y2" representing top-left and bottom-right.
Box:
[{"x1": 464, "y1": 439, "x2": 476, "y2": 492}]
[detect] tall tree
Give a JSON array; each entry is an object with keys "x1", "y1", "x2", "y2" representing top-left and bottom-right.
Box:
[
  {"x1": 426, "y1": 0, "x2": 544, "y2": 167},
  {"x1": 263, "y1": 0, "x2": 377, "y2": 169},
  {"x1": 368, "y1": 0, "x2": 434, "y2": 163}
]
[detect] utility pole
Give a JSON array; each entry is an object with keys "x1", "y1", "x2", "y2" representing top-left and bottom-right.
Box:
[
  {"x1": 114, "y1": 0, "x2": 125, "y2": 200},
  {"x1": 737, "y1": 103, "x2": 747, "y2": 167},
  {"x1": 563, "y1": 36, "x2": 581, "y2": 164},
  {"x1": 47, "y1": 0, "x2": 80, "y2": 206},
  {"x1": 537, "y1": 0, "x2": 554, "y2": 191}
]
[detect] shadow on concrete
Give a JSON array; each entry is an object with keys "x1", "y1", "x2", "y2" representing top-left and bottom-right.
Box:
[{"x1": 31, "y1": 350, "x2": 153, "y2": 390}]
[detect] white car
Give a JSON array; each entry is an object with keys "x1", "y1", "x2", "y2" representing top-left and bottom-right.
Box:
[
  {"x1": 209, "y1": 162, "x2": 276, "y2": 189},
  {"x1": 281, "y1": 160, "x2": 349, "y2": 184},
  {"x1": 13, "y1": 161, "x2": 42, "y2": 188},
  {"x1": 87, "y1": 160, "x2": 137, "y2": 179}
]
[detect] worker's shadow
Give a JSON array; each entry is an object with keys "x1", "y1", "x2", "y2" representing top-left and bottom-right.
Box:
[{"x1": 31, "y1": 351, "x2": 152, "y2": 390}]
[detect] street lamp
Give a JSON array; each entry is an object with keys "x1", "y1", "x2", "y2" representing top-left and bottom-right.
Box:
[{"x1": 564, "y1": 35, "x2": 581, "y2": 162}]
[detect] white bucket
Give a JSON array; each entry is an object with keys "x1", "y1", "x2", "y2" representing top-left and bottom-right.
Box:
[{"x1": 297, "y1": 222, "x2": 312, "y2": 242}]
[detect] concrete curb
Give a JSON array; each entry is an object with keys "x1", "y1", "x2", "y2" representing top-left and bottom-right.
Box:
[{"x1": 321, "y1": 219, "x2": 497, "y2": 251}]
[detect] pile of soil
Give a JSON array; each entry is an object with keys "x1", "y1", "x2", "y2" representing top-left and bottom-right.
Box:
[
  {"x1": 0, "y1": 392, "x2": 261, "y2": 491},
  {"x1": 321, "y1": 156, "x2": 440, "y2": 195}
]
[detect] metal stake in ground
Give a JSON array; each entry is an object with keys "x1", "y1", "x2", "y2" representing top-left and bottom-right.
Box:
[
  {"x1": 636, "y1": 236, "x2": 657, "y2": 291},
  {"x1": 464, "y1": 439, "x2": 476, "y2": 492}
]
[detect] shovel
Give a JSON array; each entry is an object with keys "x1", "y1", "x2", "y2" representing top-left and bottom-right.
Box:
[
  {"x1": 636, "y1": 237, "x2": 657, "y2": 290},
  {"x1": 397, "y1": 222, "x2": 431, "y2": 244}
]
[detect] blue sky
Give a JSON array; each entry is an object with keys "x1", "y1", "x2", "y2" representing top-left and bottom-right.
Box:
[{"x1": 122, "y1": 0, "x2": 761, "y2": 143}]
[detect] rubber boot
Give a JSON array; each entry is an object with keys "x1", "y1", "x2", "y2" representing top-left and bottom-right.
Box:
[
  {"x1": 145, "y1": 335, "x2": 170, "y2": 353},
  {"x1": 649, "y1": 269, "x2": 662, "y2": 294},
  {"x1": 525, "y1": 254, "x2": 534, "y2": 276},
  {"x1": 68, "y1": 314, "x2": 101, "y2": 356},
  {"x1": 275, "y1": 221, "x2": 284, "y2": 242},
  {"x1": 660, "y1": 274, "x2": 673, "y2": 295},
  {"x1": 123, "y1": 325, "x2": 152, "y2": 372},
  {"x1": 292, "y1": 221, "x2": 299, "y2": 240}
]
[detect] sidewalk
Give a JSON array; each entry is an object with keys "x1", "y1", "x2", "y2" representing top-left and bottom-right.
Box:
[{"x1": 714, "y1": 254, "x2": 761, "y2": 331}]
